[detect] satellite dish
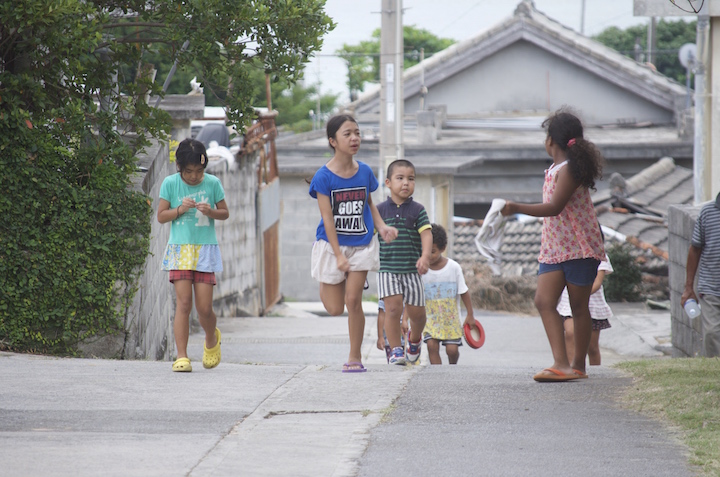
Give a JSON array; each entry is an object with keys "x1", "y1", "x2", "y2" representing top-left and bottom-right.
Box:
[{"x1": 679, "y1": 43, "x2": 697, "y2": 68}]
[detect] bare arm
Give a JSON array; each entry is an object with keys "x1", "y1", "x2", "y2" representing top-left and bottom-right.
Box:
[
  {"x1": 460, "y1": 291, "x2": 476, "y2": 326},
  {"x1": 376, "y1": 310, "x2": 385, "y2": 350},
  {"x1": 317, "y1": 193, "x2": 349, "y2": 272},
  {"x1": 369, "y1": 195, "x2": 397, "y2": 243},
  {"x1": 590, "y1": 270, "x2": 606, "y2": 295},
  {"x1": 682, "y1": 245, "x2": 702, "y2": 305},
  {"x1": 416, "y1": 228, "x2": 433, "y2": 275},
  {"x1": 157, "y1": 197, "x2": 198, "y2": 224},
  {"x1": 401, "y1": 306, "x2": 409, "y2": 336},
  {"x1": 501, "y1": 166, "x2": 580, "y2": 217}
]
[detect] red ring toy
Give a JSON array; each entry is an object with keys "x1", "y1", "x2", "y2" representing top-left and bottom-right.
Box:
[{"x1": 463, "y1": 321, "x2": 485, "y2": 349}]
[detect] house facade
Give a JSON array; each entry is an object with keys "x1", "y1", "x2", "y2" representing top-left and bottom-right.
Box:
[
  {"x1": 275, "y1": 0, "x2": 692, "y2": 301},
  {"x1": 350, "y1": 0, "x2": 688, "y2": 127}
]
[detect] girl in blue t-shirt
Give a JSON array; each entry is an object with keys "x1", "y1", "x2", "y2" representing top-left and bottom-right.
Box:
[
  {"x1": 158, "y1": 138, "x2": 229, "y2": 372},
  {"x1": 309, "y1": 114, "x2": 398, "y2": 373}
]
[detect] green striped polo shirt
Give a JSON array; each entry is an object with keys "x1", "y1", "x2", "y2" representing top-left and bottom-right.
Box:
[{"x1": 377, "y1": 197, "x2": 431, "y2": 274}]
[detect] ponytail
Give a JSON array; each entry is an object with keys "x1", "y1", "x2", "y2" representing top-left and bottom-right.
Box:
[
  {"x1": 543, "y1": 108, "x2": 603, "y2": 190},
  {"x1": 566, "y1": 137, "x2": 603, "y2": 190}
]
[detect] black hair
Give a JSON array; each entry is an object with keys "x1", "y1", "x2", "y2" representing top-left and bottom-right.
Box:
[
  {"x1": 303, "y1": 114, "x2": 359, "y2": 184},
  {"x1": 431, "y1": 223, "x2": 448, "y2": 250},
  {"x1": 326, "y1": 114, "x2": 358, "y2": 151},
  {"x1": 175, "y1": 138, "x2": 208, "y2": 172},
  {"x1": 386, "y1": 159, "x2": 416, "y2": 178},
  {"x1": 542, "y1": 107, "x2": 603, "y2": 190},
  {"x1": 431, "y1": 224, "x2": 447, "y2": 250}
]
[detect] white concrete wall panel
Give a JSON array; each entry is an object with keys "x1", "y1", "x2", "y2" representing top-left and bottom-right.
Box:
[{"x1": 405, "y1": 41, "x2": 674, "y2": 126}]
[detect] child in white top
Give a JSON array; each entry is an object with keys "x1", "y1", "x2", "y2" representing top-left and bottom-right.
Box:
[
  {"x1": 422, "y1": 224, "x2": 476, "y2": 365},
  {"x1": 556, "y1": 256, "x2": 613, "y2": 365}
]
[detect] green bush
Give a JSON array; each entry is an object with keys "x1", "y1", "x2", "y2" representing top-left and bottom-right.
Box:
[
  {"x1": 605, "y1": 242, "x2": 643, "y2": 302},
  {"x1": 0, "y1": 0, "x2": 334, "y2": 356},
  {"x1": 0, "y1": 116, "x2": 152, "y2": 355}
]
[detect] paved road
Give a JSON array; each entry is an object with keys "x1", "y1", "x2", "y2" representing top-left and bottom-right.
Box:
[
  {"x1": 357, "y1": 310, "x2": 689, "y2": 477},
  {"x1": 0, "y1": 302, "x2": 693, "y2": 476}
]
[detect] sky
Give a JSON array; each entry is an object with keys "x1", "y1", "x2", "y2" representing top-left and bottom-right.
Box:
[{"x1": 305, "y1": 0, "x2": 691, "y2": 104}]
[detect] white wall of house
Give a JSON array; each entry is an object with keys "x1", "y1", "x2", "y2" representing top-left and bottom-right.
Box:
[
  {"x1": 279, "y1": 175, "x2": 320, "y2": 301},
  {"x1": 404, "y1": 41, "x2": 674, "y2": 126},
  {"x1": 279, "y1": 173, "x2": 453, "y2": 302}
]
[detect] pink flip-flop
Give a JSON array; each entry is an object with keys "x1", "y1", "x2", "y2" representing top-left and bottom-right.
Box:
[
  {"x1": 533, "y1": 368, "x2": 582, "y2": 382},
  {"x1": 572, "y1": 369, "x2": 589, "y2": 379}
]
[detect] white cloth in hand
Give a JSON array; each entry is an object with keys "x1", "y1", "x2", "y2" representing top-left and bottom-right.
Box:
[
  {"x1": 474, "y1": 198, "x2": 507, "y2": 275},
  {"x1": 195, "y1": 197, "x2": 210, "y2": 227}
]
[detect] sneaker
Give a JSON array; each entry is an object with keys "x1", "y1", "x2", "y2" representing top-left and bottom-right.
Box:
[
  {"x1": 405, "y1": 332, "x2": 422, "y2": 363},
  {"x1": 384, "y1": 345, "x2": 392, "y2": 364},
  {"x1": 388, "y1": 347, "x2": 406, "y2": 365}
]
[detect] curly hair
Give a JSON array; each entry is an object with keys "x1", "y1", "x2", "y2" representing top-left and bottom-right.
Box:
[
  {"x1": 542, "y1": 108, "x2": 603, "y2": 190},
  {"x1": 431, "y1": 223, "x2": 448, "y2": 250}
]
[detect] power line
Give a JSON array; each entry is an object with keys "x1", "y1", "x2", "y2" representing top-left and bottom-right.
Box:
[{"x1": 437, "y1": 0, "x2": 487, "y2": 34}]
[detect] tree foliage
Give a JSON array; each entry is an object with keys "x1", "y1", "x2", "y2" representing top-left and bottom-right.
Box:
[
  {"x1": 337, "y1": 25, "x2": 455, "y2": 100},
  {"x1": 246, "y1": 68, "x2": 337, "y2": 133},
  {"x1": 157, "y1": 59, "x2": 337, "y2": 133},
  {"x1": 593, "y1": 19, "x2": 697, "y2": 84},
  {"x1": 604, "y1": 243, "x2": 643, "y2": 303},
  {"x1": 0, "y1": 0, "x2": 333, "y2": 354}
]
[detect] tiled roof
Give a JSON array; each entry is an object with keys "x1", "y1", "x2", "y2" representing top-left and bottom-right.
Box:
[
  {"x1": 347, "y1": 0, "x2": 685, "y2": 117},
  {"x1": 454, "y1": 157, "x2": 693, "y2": 276},
  {"x1": 595, "y1": 157, "x2": 693, "y2": 272},
  {"x1": 454, "y1": 218, "x2": 543, "y2": 277}
]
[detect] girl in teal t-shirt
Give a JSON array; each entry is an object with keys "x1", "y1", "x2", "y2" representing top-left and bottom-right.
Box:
[{"x1": 158, "y1": 138, "x2": 229, "y2": 373}]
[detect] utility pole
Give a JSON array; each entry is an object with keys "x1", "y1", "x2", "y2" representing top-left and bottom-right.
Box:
[
  {"x1": 647, "y1": 16, "x2": 657, "y2": 65},
  {"x1": 379, "y1": 0, "x2": 404, "y2": 189},
  {"x1": 580, "y1": 0, "x2": 586, "y2": 35},
  {"x1": 419, "y1": 48, "x2": 427, "y2": 111},
  {"x1": 695, "y1": 2, "x2": 710, "y2": 203}
]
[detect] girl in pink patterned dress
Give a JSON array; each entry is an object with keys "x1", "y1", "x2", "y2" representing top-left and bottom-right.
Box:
[{"x1": 502, "y1": 109, "x2": 605, "y2": 382}]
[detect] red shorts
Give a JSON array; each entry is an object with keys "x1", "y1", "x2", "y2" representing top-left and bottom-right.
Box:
[{"x1": 168, "y1": 270, "x2": 216, "y2": 285}]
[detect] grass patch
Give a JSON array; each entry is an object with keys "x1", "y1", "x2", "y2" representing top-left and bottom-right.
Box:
[
  {"x1": 379, "y1": 403, "x2": 397, "y2": 423},
  {"x1": 364, "y1": 295, "x2": 379, "y2": 303},
  {"x1": 616, "y1": 357, "x2": 720, "y2": 476}
]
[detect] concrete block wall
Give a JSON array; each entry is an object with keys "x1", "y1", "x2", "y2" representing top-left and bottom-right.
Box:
[
  {"x1": 280, "y1": 175, "x2": 323, "y2": 301},
  {"x1": 279, "y1": 175, "x2": 384, "y2": 301},
  {"x1": 212, "y1": 153, "x2": 262, "y2": 318},
  {"x1": 124, "y1": 143, "x2": 176, "y2": 360},
  {"x1": 668, "y1": 204, "x2": 703, "y2": 357}
]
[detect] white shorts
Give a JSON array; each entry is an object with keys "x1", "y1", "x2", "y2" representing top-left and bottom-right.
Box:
[{"x1": 311, "y1": 236, "x2": 380, "y2": 285}]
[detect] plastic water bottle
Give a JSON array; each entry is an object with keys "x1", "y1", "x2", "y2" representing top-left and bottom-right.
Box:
[{"x1": 684, "y1": 299, "x2": 701, "y2": 320}]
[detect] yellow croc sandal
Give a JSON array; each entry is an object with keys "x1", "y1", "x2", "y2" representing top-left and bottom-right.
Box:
[
  {"x1": 203, "y1": 328, "x2": 221, "y2": 369},
  {"x1": 172, "y1": 357, "x2": 192, "y2": 372}
]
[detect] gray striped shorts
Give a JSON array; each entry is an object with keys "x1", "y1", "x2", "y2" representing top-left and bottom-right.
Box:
[{"x1": 377, "y1": 272, "x2": 425, "y2": 307}]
